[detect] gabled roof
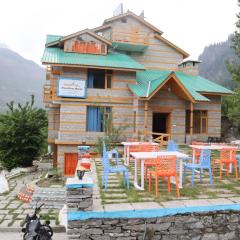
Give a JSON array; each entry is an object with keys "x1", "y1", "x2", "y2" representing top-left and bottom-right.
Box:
[
  {"x1": 128, "y1": 70, "x2": 234, "y2": 102},
  {"x1": 46, "y1": 35, "x2": 62, "y2": 44},
  {"x1": 91, "y1": 24, "x2": 112, "y2": 33},
  {"x1": 46, "y1": 29, "x2": 112, "y2": 47},
  {"x1": 103, "y1": 11, "x2": 163, "y2": 35},
  {"x1": 155, "y1": 35, "x2": 189, "y2": 59},
  {"x1": 41, "y1": 47, "x2": 145, "y2": 71}
]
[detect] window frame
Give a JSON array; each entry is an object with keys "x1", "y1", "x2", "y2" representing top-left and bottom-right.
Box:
[
  {"x1": 86, "y1": 106, "x2": 112, "y2": 132},
  {"x1": 185, "y1": 110, "x2": 208, "y2": 134},
  {"x1": 87, "y1": 69, "x2": 112, "y2": 89}
]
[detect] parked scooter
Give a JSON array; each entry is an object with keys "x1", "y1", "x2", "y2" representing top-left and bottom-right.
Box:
[{"x1": 22, "y1": 202, "x2": 53, "y2": 240}]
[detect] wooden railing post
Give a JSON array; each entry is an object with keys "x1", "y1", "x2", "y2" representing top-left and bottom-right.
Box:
[
  {"x1": 144, "y1": 101, "x2": 148, "y2": 136},
  {"x1": 190, "y1": 102, "x2": 194, "y2": 142}
]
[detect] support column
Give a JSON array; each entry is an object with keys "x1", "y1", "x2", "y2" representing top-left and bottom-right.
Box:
[
  {"x1": 190, "y1": 102, "x2": 194, "y2": 142},
  {"x1": 53, "y1": 144, "x2": 58, "y2": 168},
  {"x1": 144, "y1": 101, "x2": 148, "y2": 136}
]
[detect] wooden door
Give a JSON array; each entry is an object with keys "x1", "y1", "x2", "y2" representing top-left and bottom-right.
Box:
[{"x1": 64, "y1": 153, "x2": 78, "y2": 176}]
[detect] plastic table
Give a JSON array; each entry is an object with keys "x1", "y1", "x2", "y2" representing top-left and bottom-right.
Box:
[{"x1": 130, "y1": 151, "x2": 189, "y2": 190}]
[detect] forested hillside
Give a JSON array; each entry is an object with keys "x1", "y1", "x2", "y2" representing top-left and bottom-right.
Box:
[
  {"x1": 198, "y1": 37, "x2": 237, "y2": 89},
  {"x1": 0, "y1": 46, "x2": 45, "y2": 111}
]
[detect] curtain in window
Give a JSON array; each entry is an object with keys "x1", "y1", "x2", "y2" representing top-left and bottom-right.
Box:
[
  {"x1": 87, "y1": 106, "x2": 102, "y2": 131},
  {"x1": 88, "y1": 71, "x2": 94, "y2": 88}
]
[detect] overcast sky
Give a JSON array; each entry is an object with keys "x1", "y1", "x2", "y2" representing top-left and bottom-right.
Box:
[{"x1": 0, "y1": 0, "x2": 238, "y2": 65}]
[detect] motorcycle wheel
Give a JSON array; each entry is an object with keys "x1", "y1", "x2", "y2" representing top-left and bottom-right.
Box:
[
  {"x1": 41, "y1": 224, "x2": 53, "y2": 237},
  {"x1": 23, "y1": 232, "x2": 27, "y2": 240}
]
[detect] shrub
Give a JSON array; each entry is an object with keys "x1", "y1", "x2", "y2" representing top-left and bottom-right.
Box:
[{"x1": 0, "y1": 95, "x2": 47, "y2": 170}]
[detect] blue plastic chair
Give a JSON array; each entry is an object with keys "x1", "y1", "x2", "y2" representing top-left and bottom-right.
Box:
[
  {"x1": 167, "y1": 140, "x2": 179, "y2": 151},
  {"x1": 102, "y1": 143, "x2": 129, "y2": 191},
  {"x1": 106, "y1": 148, "x2": 120, "y2": 165},
  {"x1": 183, "y1": 149, "x2": 213, "y2": 187}
]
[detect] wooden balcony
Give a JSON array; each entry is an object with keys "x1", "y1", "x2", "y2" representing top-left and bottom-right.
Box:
[
  {"x1": 43, "y1": 84, "x2": 53, "y2": 103},
  {"x1": 111, "y1": 31, "x2": 149, "y2": 45}
]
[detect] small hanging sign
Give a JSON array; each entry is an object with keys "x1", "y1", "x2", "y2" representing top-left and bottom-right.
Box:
[{"x1": 58, "y1": 77, "x2": 86, "y2": 98}]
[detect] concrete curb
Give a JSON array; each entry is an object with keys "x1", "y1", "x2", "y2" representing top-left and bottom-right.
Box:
[{"x1": 0, "y1": 225, "x2": 66, "y2": 233}]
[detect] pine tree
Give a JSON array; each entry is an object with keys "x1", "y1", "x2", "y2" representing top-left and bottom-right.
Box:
[
  {"x1": 223, "y1": 0, "x2": 240, "y2": 132},
  {"x1": 0, "y1": 95, "x2": 47, "y2": 170}
]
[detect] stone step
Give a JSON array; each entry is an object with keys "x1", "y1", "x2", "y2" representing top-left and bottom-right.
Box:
[
  {"x1": 104, "y1": 193, "x2": 127, "y2": 198},
  {"x1": 104, "y1": 199, "x2": 129, "y2": 204}
]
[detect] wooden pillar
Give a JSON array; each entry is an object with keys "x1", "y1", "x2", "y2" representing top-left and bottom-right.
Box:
[
  {"x1": 53, "y1": 144, "x2": 58, "y2": 168},
  {"x1": 190, "y1": 102, "x2": 194, "y2": 141},
  {"x1": 144, "y1": 101, "x2": 148, "y2": 136}
]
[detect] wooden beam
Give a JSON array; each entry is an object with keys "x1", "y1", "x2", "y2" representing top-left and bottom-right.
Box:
[
  {"x1": 144, "y1": 101, "x2": 148, "y2": 136},
  {"x1": 190, "y1": 102, "x2": 194, "y2": 141}
]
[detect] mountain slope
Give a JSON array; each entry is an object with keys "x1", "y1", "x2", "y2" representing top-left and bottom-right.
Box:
[
  {"x1": 198, "y1": 37, "x2": 237, "y2": 89},
  {"x1": 0, "y1": 47, "x2": 45, "y2": 111}
]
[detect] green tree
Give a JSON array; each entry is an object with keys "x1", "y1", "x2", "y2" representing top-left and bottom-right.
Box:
[
  {"x1": 223, "y1": 0, "x2": 240, "y2": 131},
  {"x1": 0, "y1": 95, "x2": 47, "y2": 170}
]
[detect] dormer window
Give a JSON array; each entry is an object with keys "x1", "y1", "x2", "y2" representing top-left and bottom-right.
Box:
[{"x1": 71, "y1": 41, "x2": 107, "y2": 54}]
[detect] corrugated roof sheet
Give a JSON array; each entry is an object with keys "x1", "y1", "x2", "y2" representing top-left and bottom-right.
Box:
[
  {"x1": 41, "y1": 47, "x2": 145, "y2": 70},
  {"x1": 46, "y1": 35, "x2": 62, "y2": 44},
  {"x1": 128, "y1": 70, "x2": 234, "y2": 101},
  {"x1": 112, "y1": 42, "x2": 148, "y2": 52}
]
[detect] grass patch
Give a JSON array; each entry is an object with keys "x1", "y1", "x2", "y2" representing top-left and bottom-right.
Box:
[{"x1": 36, "y1": 177, "x2": 65, "y2": 187}]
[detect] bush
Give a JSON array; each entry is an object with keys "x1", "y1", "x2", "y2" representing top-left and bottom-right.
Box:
[{"x1": 0, "y1": 95, "x2": 47, "y2": 170}]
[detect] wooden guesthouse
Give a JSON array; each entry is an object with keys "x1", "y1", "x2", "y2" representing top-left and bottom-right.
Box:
[{"x1": 42, "y1": 10, "x2": 233, "y2": 174}]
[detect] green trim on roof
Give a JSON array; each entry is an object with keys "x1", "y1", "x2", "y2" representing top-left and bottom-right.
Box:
[
  {"x1": 128, "y1": 70, "x2": 234, "y2": 101},
  {"x1": 46, "y1": 35, "x2": 62, "y2": 44},
  {"x1": 112, "y1": 42, "x2": 148, "y2": 52},
  {"x1": 41, "y1": 47, "x2": 145, "y2": 70}
]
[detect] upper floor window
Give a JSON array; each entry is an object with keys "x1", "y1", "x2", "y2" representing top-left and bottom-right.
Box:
[{"x1": 87, "y1": 69, "x2": 112, "y2": 89}]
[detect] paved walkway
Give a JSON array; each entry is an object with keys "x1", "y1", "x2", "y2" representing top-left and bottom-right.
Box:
[
  {"x1": 0, "y1": 162, "x2": 63, "y2": 229},
  {"x1": 0, "y1": 232, "x2": 67, "y2": 240}
]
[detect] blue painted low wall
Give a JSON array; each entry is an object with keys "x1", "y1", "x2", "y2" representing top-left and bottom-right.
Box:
[{"x1": 68, "y1": 203, "x2": 240, "y2": 221}]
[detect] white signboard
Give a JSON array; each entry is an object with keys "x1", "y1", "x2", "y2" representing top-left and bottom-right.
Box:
[{"x1": 58, "y1": 78, "x2": 86, "y2": 98}]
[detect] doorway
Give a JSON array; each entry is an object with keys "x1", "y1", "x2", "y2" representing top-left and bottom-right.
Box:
[
  {"x1": 152, "y1": 112, "x2": 170, "y2": 135},
  {"x1": 64, "y1": 153, "x2": 78, "y2": 176}
]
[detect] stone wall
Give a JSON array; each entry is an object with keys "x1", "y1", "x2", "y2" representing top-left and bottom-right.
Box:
[
  {"x1": 66, "y1": 187, "x2": 93, "y2": 211},
  {"x1": 67, "y1": 210, "x2": 240, "y2": 240}
]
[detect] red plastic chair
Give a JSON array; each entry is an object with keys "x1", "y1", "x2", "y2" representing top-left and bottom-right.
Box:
[
  {"x1": 148, "y1": 155, "x2": 180, "y2": 197},
  {"x1": 212, "y1": 148, "x2": 238, "y2": 180}
]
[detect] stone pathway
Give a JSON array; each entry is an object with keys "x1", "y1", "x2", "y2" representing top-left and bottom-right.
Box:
[{"x1": 0, "y1": 162, "x2": 63, "y2": 229}]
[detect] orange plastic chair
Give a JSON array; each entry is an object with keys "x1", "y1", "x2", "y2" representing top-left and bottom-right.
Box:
[
  {"x1": 212, "y1": 148, "x2": 238, "y2": 180},
  {"x1": 148, "y1": 155, "x2": 180, "y2": 197},
  {"x1": 141, "y1": 145, "x2": 161, "y2": 179}
]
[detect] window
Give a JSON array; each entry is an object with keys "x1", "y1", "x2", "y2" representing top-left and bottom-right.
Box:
[
  {"x1": 87, "y1": 69, "x2": 112, "y2": 89},
  {"x1": 185, "y1": 110, "x2": 208, "y2": 134},
  {"x1": 86, "y1": 106, "x2": 112, "y2": 132},
  {"x1": 121, "y1": 18, "x2": 127, "y2": 23}
]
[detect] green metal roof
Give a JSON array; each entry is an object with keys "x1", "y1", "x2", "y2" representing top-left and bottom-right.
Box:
[
  {"x1": 128, "y1": 70, "x2": 234, "y2": 101},
  {"x1": 41, "y1": 47, "x2": 145, "y2": 70},
  {"x1": 46, "y1": 35, "x2": 62, "y2": 44},
  {"x1": 112, "y1": 42, "x2": 148, "y2": 52}
]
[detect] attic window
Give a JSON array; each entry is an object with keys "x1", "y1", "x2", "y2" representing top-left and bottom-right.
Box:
[{"x1": 121, "y1": 18, "x2": 127, "y2": 23}]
